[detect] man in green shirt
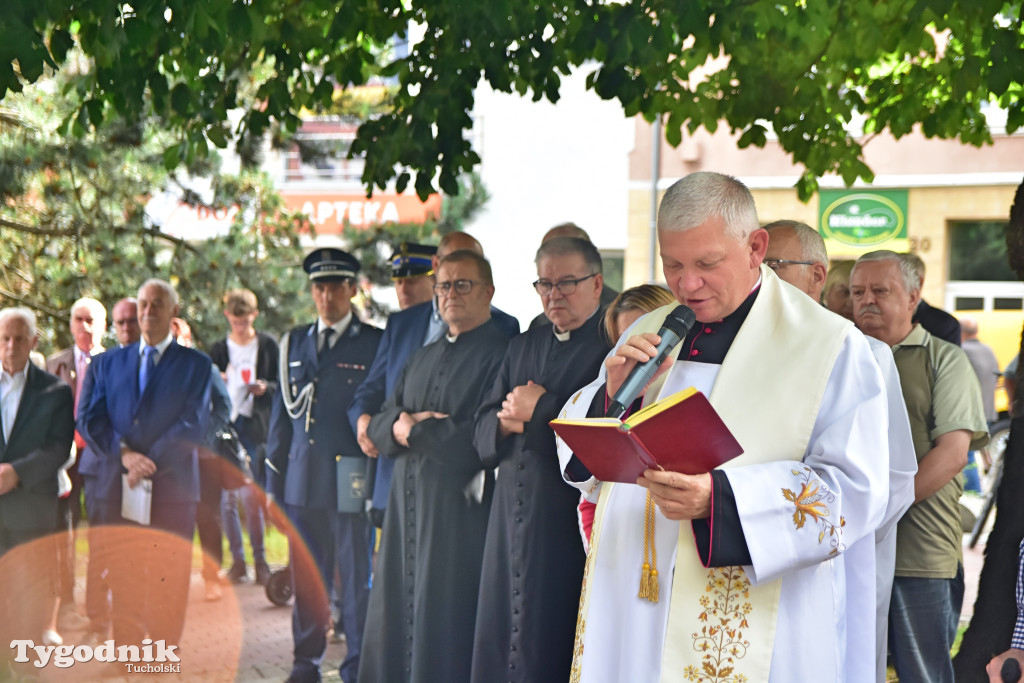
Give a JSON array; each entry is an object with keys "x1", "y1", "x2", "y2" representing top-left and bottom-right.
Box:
[{"x1": 851, "y1": 249, "x2": 989, "y2": 683}]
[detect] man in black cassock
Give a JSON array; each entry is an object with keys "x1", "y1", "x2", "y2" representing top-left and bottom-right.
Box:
[
  {"x1": 470, "y1": 236, "x2": 611, "y2": 683},
  {"x1": 358, "y1": 250, "x2": 511, "y2": 683}
]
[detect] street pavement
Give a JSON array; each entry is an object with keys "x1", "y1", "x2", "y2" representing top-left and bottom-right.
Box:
[
  {"x1": 7, "y1": 499, "x2": 995, "y2": 682},
  {"x1": 12, "y1": 569, "x2": 346, "y2": 682}
]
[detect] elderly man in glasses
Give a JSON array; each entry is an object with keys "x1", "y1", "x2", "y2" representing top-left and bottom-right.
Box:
[
  {"x1": 359, "y1": 250, "x2": 510, "y2": 683},
  {"x1": 469, "y1": 235, "x2": 611, "y2": 683},
  {"x1": 764, "y1": 218, "x2": 919, "y2": 682},
  {"x1": 761, "y1": 219, "x2": 828, "y2": 299}
]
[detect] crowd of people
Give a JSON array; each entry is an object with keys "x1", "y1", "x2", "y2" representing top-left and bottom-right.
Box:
[{"x1": 0, "y1": 170, "x2": 1016, "y2": 683}]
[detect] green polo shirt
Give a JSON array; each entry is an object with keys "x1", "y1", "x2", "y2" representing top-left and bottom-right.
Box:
[{"x1": 892, "y1": 324, "x2": 989, "y2": 579}]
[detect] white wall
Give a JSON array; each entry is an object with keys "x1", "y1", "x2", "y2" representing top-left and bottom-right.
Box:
[{"x1": 467, "y1": 67, "x2": 634, "y2": 327}]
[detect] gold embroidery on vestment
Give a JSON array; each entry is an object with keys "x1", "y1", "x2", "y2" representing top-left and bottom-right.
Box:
[
  {"x1": 781, "y1": 466, "x2": 846, "y2": 557},
  {"x1": 569, "y1": 541, "x2": 594, "y2": 683},
  {"x1": 684, "y1": 566, "x2": 752, "y2": 682}
]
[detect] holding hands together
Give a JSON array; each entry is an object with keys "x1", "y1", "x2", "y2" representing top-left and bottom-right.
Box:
[{"x1": 496, "y1": 380, "x2": 546, "y2": 436}]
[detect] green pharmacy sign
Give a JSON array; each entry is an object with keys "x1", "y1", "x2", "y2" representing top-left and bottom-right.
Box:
[{"x1": 819, "y1": 190, "x2": 908, "y2": 246}]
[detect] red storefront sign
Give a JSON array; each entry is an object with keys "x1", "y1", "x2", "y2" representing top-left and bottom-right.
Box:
[{"x1": 282, "y1": 192, "x2": 442, "y2": 233}]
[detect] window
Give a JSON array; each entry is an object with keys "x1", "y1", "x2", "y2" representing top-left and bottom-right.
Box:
[{"x1": 948, "y1": 220, "x2": 1016, "y2": 281}]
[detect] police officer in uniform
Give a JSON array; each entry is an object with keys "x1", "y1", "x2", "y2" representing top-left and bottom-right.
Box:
[{"x1": 266, "y1": 248, "x2": 382, "y2": 683}]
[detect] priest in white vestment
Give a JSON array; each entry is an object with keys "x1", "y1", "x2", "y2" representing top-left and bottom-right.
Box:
[{"x1": 557, "y1": 173, "x2": 892, "y2": 683}]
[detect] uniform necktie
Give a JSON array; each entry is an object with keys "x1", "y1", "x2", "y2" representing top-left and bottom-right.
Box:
[
  {"x1": 139, "y1": 345, "x2": 157, "y2": 393},
  {"x1": 319, "y1": 327, "x2": 335, "y2": 358}
]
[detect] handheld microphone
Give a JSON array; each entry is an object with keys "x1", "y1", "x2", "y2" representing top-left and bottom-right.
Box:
[
  {"x1": 606, "y1": 305, "x2": 697, "y2": 419},
  {"x1": 1002, "y1": 657, "x2": 1021, "y2": 683}
]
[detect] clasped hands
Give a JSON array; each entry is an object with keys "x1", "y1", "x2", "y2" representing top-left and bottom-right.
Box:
[
  {"x1": 496, "y1": 380, "x2": 546, "y2": 436},
  {"x1": 607, "y1": 332, "x2": 711, "y2": 520},
  {"x1": 392, "y1": 410, "x2": 448, "y2": 448},
  {"x1": 122, "y1": 449, "x2": 156, "y2": 488},
  {"x1": 0, "y1": 463, "x2": 20, "y2": 496}
]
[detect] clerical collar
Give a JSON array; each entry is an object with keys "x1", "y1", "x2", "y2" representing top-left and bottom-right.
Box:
[
  {"x1": 679, "y1": 283, "x2": 761, "y2": 365},
  {"x1": 445, "y1": 318, "x2": 492, "y2": 344},
  {"x1": 317, "y1": 312, "x2": 352, "y2": 339},
  {"x1": 552, "y1": 304, "x2": 601, "y2": 342}
]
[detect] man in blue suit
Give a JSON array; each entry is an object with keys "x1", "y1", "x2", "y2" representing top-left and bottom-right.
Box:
[
  {"x1": 267, "y1": 248, "x2": 382, "y2": 683},
  {"x1": 78, "y1": 279, "x2": 211, "y2": 647},
  {"x1": 349, "y1": 233, "x2": 518, "y2": 527}
]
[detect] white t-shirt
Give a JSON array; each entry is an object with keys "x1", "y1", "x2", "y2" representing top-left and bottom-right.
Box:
[{"x1": 225, "y1": 337, "x2": 259, "y2": 421}]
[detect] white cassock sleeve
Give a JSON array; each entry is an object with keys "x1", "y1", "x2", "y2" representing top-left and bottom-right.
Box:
[{"x1": 724, "y1": 329, "x2": 891, "y2": 585}]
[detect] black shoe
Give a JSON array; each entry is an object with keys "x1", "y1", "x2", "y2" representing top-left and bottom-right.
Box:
[
  {"x1": 255, "y1": 561, "x2": 272, "y2": 586},
  {"x1": 225, "y1": 563, "x2": 249, "y2": 583}
]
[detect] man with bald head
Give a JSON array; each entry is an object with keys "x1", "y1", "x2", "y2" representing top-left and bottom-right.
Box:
[
  {"x1": 111, "y1": 298, "x2": 141, "y2": 347},
  {"x1": 557, "y1": 172, "x2": 892, "y2": 682},
  {"x1": 960, "y1": 316, "x2": 999, "y2": 426},
  {"x1": 762, "y1": 220, "x2": 828, "y2": 298},
  {"x1": 349, "y1": 232, "x2": 518, "y2": 527}
]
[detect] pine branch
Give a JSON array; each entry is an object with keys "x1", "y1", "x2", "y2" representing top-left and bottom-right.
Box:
[
  {"x1": 0, "y1": 286, "x2": 68, "y2": 318},
  {"x1": 0, "y1": 217, "x2": 76, "y2": 237}
]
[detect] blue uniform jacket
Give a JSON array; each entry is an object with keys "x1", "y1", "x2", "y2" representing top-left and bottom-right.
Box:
[
  {"x1": 77, "y1": 341, "x2": 212, "y2": 507},
  {"x1": 266, "y1": 318, "x2": 382, "y2": 510}
]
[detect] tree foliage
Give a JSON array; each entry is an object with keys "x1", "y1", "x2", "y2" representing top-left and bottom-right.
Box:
[
  {"x1": 5, "y1": 0, "x2": 1024, "y2": 201},
  {"x1": 0, "y1": 70, "x2": 310, "y2": 352}
]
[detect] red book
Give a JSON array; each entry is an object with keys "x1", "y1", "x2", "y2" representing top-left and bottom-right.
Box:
[{"x1": 550, "y1": 387, "x2": 743, "y2": 483}]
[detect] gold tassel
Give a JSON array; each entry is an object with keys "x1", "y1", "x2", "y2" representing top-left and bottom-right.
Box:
[{"x1": 638, "y1": 492, "x2": 659, "y2": 603}]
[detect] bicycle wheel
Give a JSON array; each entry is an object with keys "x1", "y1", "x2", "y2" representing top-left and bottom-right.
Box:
[{"x1": 980, "y1": 419, "x2": 1011, "y2": 495}]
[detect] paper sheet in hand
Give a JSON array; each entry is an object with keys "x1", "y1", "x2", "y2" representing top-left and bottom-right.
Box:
[
  {"x1": 550, "y1": 387, "x2": 743, "y2": 483},
  {"x1": 121, "y1": 475, "x2": 153, "y2": 526}
]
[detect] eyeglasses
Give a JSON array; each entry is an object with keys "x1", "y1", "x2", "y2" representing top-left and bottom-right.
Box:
[
  {"x1": 764, "y1": 259, "x2": 815, "y2": 272},
  {"x1": 532, "y1": 272, "x2": 599, "y2": 296},
  {"x1": 433, "y1": 279, "x2": 483, "y2": 295}
]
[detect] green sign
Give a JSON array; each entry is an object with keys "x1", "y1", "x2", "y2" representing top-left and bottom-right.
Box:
[{"x1": 819, "y1": 190, "x2": 908, "y2": 246}]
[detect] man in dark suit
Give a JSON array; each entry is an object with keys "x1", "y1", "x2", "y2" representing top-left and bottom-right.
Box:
[
  {"x1": 208, "y1": 288, "x2": 279, "y2": 585},
  {"x1": 349, "y1": 234, "x2": 518, "y2": 528},
  {"x1": 78, "y1": 279, "x2": 212, "y2": 647},
  {"x1": 902, "y1": 252, "x2": 961, "y2": 346},
  {"x1": 266, "y1": 249, "x2": 382, "y2": 683},
  {"x1": 47, "y1": 296, "x2": 106, "y2": 634},
  {"x1": 0, "y1": 307, "x2": 74, "y2": 670}
]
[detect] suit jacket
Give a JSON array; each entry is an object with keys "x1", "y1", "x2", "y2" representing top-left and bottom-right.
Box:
[
  {"x1": 913, "y1": 299, "x2": 961, "y2": 347},
  {"x1": 78, "y1": 341, "x2": 212, "y2": 508},
  {"x1": 46, "y1": 345, "x2": 104, "y2": 477},
  {"x1": 47, "y1": 347, "x2": 86, "y2": 402},
  {"x1": 0, "y1": 364, "x2": 74, "y2": 533},
  {"x1": 267, "y1": 318, "x2": 381, "y2": 510},
  {"x1": 348, "y1": 300, "x2": 519, "y2": 511},
  {"x1": 207, "y1": 331, "x2": 280, "y2": 446}
]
